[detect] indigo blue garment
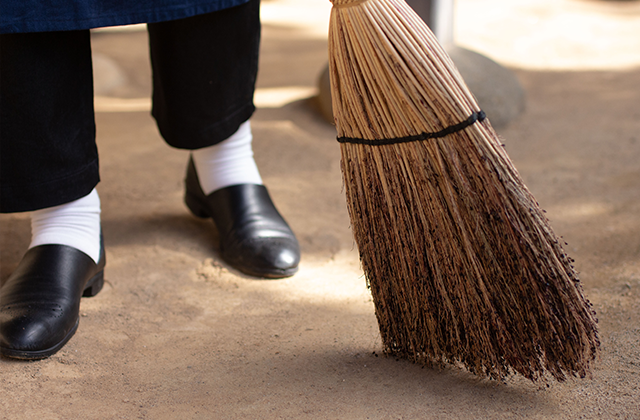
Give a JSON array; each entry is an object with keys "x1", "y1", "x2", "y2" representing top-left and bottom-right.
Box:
[{"x1": 0, "y1": 0, "x2": 250, "y2": 33}]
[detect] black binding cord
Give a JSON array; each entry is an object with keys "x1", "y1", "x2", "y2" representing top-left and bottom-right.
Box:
[{"x1": 337, "y1": 110, "x2": 486, "y2": 145}]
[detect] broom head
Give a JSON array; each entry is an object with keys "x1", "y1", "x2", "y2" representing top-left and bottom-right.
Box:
[{"x1": 328, "y1": 0, "x2": 599, "y2": 382}]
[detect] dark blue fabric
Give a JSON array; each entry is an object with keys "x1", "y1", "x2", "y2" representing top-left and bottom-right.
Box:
[{"x1": 0, "y1": 0, "x2": 250, "y2": 34}]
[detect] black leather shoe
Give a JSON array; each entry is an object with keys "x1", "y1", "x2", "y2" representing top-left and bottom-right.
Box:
[
  {"x1": 0, "y1": 240, "x2": 105, "y2": 360},
  {"x1": 184, "y1": 158, "x2": 300, "y2": 278}
]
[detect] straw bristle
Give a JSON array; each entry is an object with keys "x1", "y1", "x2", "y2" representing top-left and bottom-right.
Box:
[{"x1": 329, "y1": 0, "x2": 599, "y2": 382}]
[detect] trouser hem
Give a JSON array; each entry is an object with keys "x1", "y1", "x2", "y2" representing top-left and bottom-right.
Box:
[{"x1": 0, "y1": 159, "x2": 100, "y2": 213}]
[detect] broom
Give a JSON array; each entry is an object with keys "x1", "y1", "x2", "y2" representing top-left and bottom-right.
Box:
[{"x1": 328, "y1": 0, "x2": 599, "y2": 382}]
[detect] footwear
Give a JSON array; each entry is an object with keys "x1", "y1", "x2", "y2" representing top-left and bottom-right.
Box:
[
  {"x1": 184, "y1": 158, "x2": 300, "y2": 278},
  {"x1": 0, "y1": 240, "x2": 105, "y2": 360}
]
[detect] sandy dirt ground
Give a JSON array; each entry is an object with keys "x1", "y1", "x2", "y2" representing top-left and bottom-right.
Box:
[{"x1": 1, "y1": 0, "x2": 639, "y2": 418}]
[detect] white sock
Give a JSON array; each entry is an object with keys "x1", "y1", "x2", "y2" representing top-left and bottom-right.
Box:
[
  {"x1": 29, "y1": 188, "x2": 102, "y2": 264},
  {"x1": 191, "y1": 120, "x2": 263, "y2": 195}
]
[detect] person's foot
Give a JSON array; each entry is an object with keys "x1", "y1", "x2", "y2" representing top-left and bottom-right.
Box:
[
  {"x1": 0, "y1": 240, "x2": 105, "y2": 360},
  {"x1": 184, "y1": 158, "x2": 300, "y2": 278}
]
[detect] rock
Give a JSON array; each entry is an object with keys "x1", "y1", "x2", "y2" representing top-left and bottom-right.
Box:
[{"x1": 447, "y1": 46, "x2": 525, "y2": 130}]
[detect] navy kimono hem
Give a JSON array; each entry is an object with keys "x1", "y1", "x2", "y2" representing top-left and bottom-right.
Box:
[{"x1": 0, "y1": 0, "x2": 251, "y2": 34}]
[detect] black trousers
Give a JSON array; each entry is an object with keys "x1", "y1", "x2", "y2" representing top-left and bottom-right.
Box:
[{"x1": 0, "y1": 0, "x2": 260, "y2": 213}]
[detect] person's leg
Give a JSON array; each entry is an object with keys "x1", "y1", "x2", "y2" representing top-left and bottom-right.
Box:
[
  {"x1": 148, "y1": 1, "x2": 300, "y2": 278},
  {"x1": 0, "y1": 30, "x2": 102, "y2": 262},
  {"x1": 0, "y1": 30, "x2": 105, "y2": 360},
  {"x1": 147, "y1": 0, "x2": 260, "y2": 149},
  {"x1": 0, "y1": 31, "x2": 99, "y2": 213}
]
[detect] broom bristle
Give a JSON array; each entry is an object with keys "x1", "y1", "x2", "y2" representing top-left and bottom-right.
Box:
[{"x1": 328, "y1": 0, "x2": 599, "y2": 382}]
